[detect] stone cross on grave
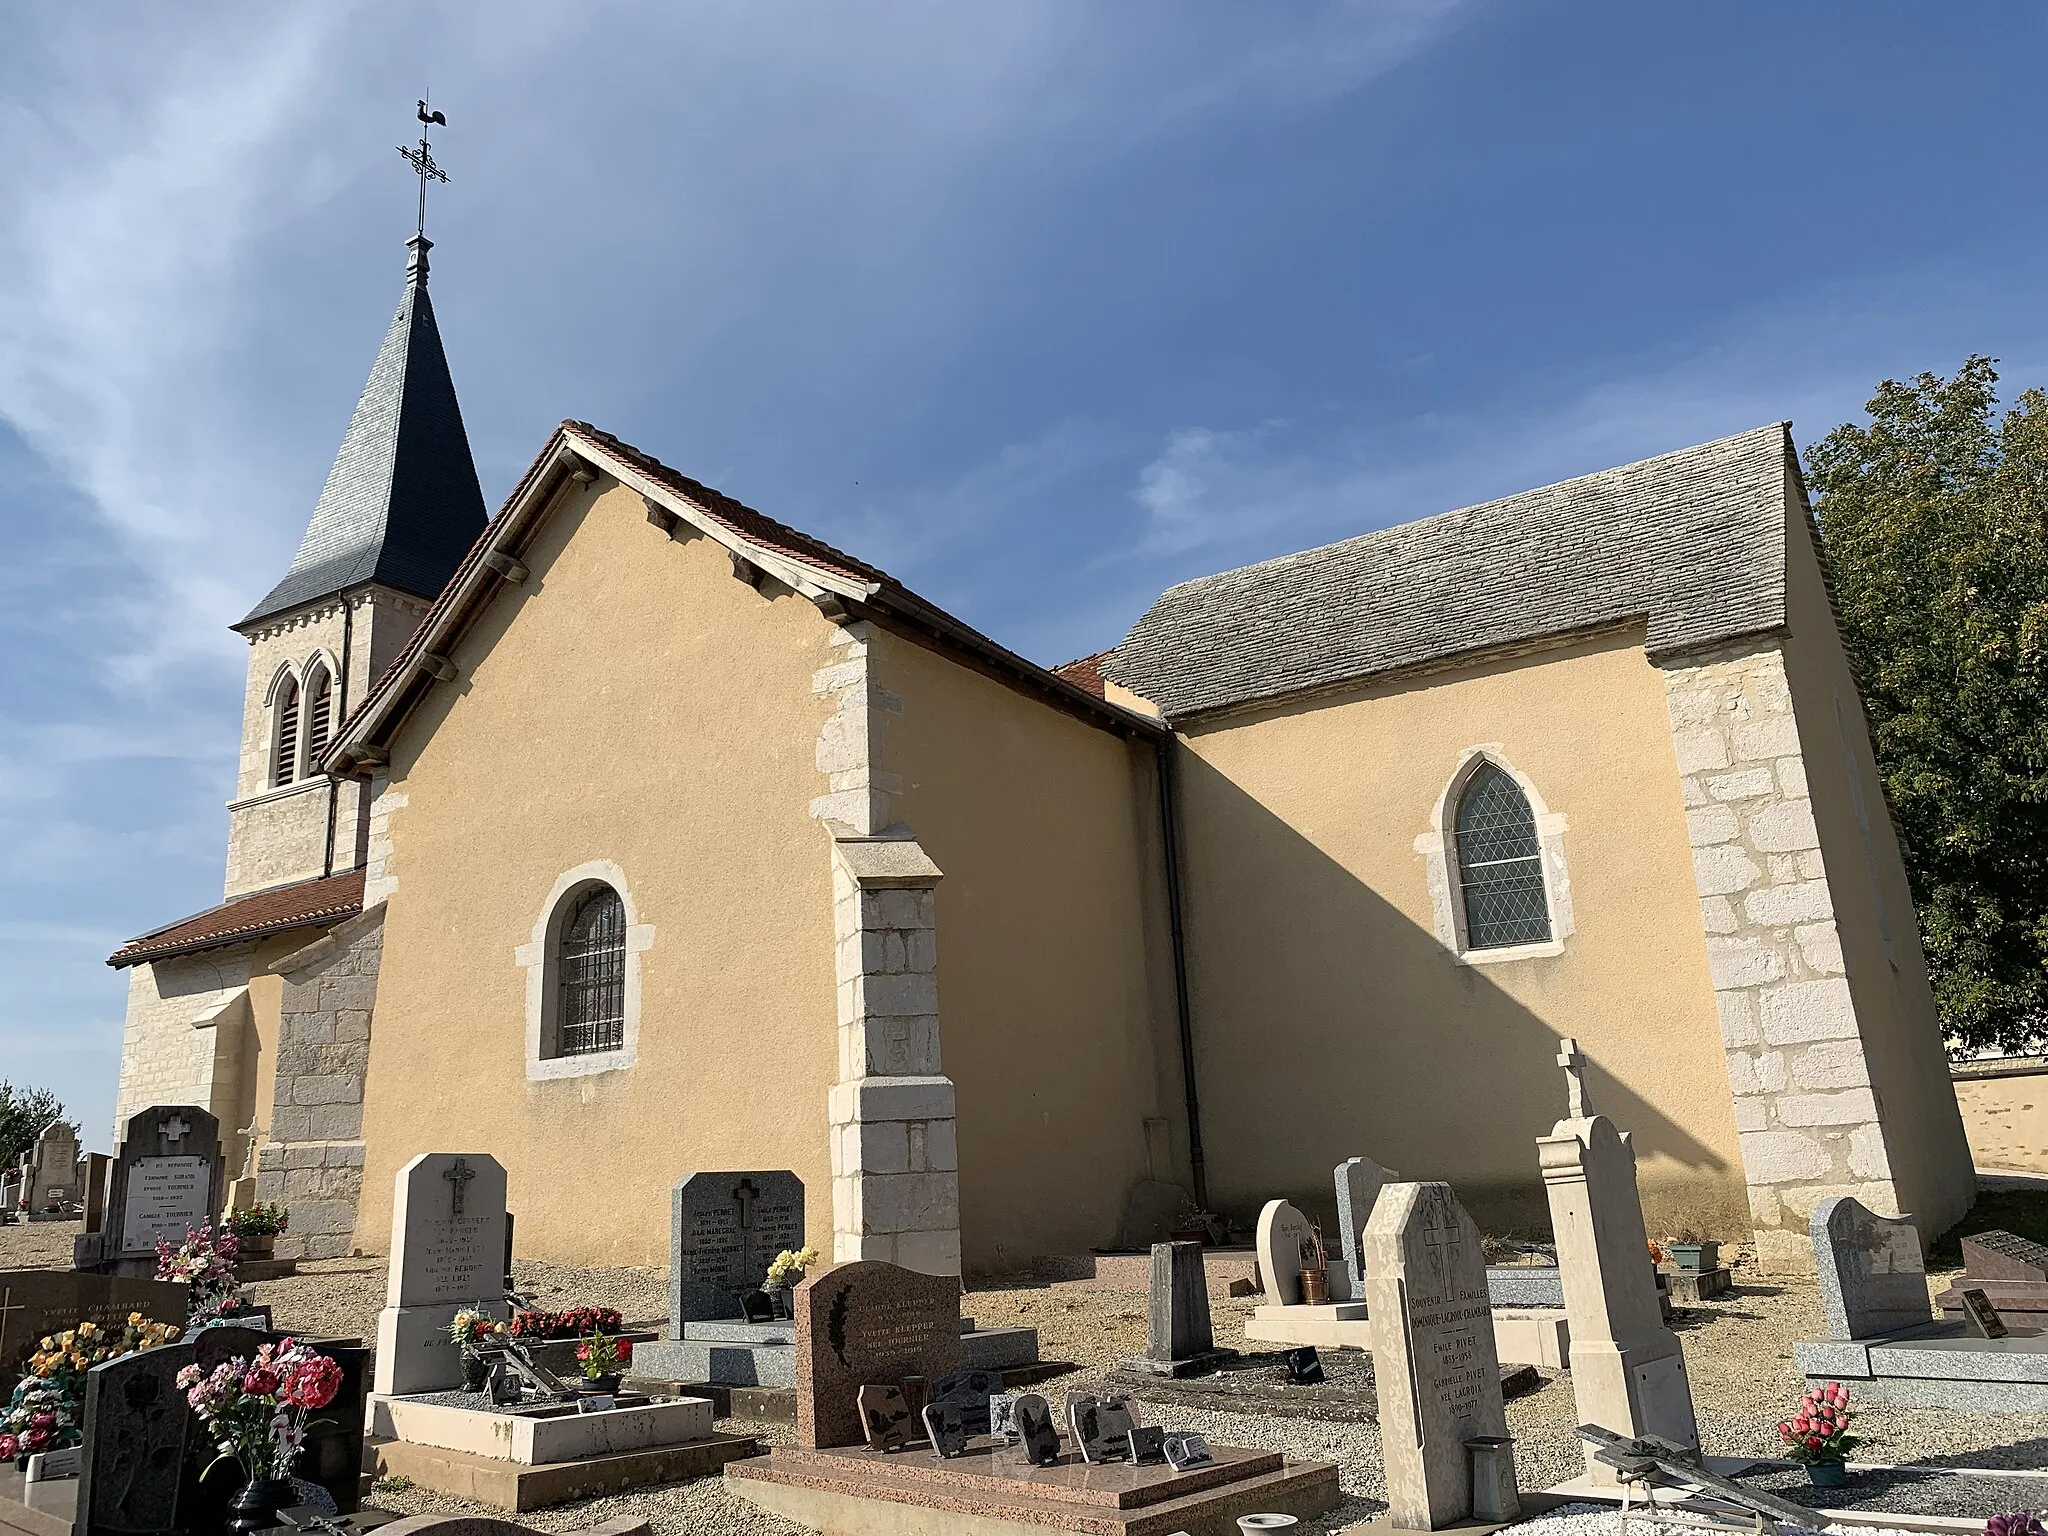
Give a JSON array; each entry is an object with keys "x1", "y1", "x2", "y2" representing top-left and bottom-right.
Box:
[
  {"x1": 444, "y1": 1158, "x2": 476, "y2": 1218},
  {"x1": 1422, "y1": 1204, "x2": 1464, "y2": 1285},
  {"x1": 734, "y1": 1178, "x2": 759, "y2": 1231},
  {"x1": 1557, "y1": 1037, "x2": 1592, "y2": 1120},
  {"x1": 161, "y1": 1114, "x2": 191, "y2": 1147}
]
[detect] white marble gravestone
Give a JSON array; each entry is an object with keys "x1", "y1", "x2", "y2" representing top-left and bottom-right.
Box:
[
  {"x1": 1255, "y1": 1199, "x2": 1317, "y2": 1307},
  {"x1": 374, "y1": 1152, "x2": 509, "y2": 1396},
  {"x1": 1538, "y1": 1039, "x2": 1699, "y2": 1484},
  {"x1": 1366, "y1": 1182, "x2": 1510, "y2": 1530},
  {"x1": 1332, "y1": 1154, "x2": 1398, "y2": 1302}
]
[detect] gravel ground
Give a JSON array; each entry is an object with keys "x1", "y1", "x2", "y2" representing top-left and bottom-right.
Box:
[{"x1": 10, "y1": 1224, "x2": 2048, "y2": 1534}]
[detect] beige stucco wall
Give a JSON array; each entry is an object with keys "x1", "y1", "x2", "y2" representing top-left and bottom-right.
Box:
[
  {"x1": 1954, "y1": 1065, "x2": 2048, "y2": 1175},
  {"x1": 1174, "y1": 629, "x2": 1749, "y2": 1240},
  {"x1": 1777, "y1": 494, "x2": 1975, "y2": 1233},
  {"x1": 873, "y1": 627, "x2": 1182, "y2": 1271},
  {"x1": 352, "y1": 482, "x2": 841, "y2": 1267}
]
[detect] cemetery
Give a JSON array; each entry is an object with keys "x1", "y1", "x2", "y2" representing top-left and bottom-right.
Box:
[{"x1": 0, "y1": 1045, "x2": 2045, "y2": 1536}]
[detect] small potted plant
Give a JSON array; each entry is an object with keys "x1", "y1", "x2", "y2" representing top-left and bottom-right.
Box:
[
  {"x1": 226, "y1": 1203, "x2": 289, "y2": 1261},
  {"x1": 764, "y1": 1247, "x2": 820, "y2": 1318},
  {"x1": 1298, "y1": 1224, "x2": 1329, "y2": 1306},
  {"x1": 448, "y1": 1307, "x2": 506, "y2": 1392},
  {"x1": 574, "y1": 1329, "x2": 630, "y2": 1397},
  {"x1": 1777, "y1": 1380, "x2": 1858, "y2": 1487},
  {"x1": 1665, "y1": 1230, "x2": 1718, "y2": 1274}
]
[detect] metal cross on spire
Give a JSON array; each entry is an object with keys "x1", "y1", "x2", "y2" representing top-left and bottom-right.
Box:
[{"x1": 397, "y1": 95, "x2": 450, "y2": 238}]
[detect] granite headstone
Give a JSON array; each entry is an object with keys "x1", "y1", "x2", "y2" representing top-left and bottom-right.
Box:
[
  {"x1": 794, "y1": 1259, "x2": 961, "y2": 1448},
  {"x1": 1811, "y1": 1196, "x2": 1930, "y2": 1340},
  {"x1": 670, "y1": 1170, "x2": 805, "y2": 1324},
  {"x1": 95, "y1": 1107, "x2": 224, "y2": 1278},
  {"x1": 0, "y1": 1270, "x2": 189, "y2": 1395},
  {"x1": 28, "y1": 1123, "x2": 80, "y2": 1213},
  {"x1": 1334, "y1": 1154, "x2": 1398, "y2": 1301},
  {"x1": 1366, "y1": 1182, "x2": 1510, "y2": 1531}
]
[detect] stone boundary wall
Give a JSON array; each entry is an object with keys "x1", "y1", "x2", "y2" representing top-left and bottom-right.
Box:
[
  {"x1": 1662, "y1": 639, "x2": 1900, "y2": 1271},
  {"x1": 255, "y1": 903, "x2": 385, "y2": 1259}
]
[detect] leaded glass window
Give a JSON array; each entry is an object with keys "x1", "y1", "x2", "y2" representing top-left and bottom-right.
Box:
[
  {"x1": 1454, "y1": 763, "x2": 1551, "y2": 950},
  {"x1": 557, "y1": 887, "x2": 626, "y2": 1055}
]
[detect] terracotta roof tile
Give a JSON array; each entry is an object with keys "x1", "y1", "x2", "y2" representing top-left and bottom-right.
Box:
[
  {"x1": 1051, "y1": 652, "x2": 1109, "y2": 700},
  {"x1": 109, "y1": 870, "x2": 365, "y2": 968}
]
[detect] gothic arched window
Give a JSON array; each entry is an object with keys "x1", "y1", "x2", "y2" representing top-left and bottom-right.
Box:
[
  {"x1": 271, "y1": 676, "x2": 301, "y2": 787},
  {"x1": 1454, "y1": 762, "x2": 1552, "y2": 949},
  {"x1": 556, "y1": 886, "x2": 626, "y2": 1056},
  {"x1": 304, "y1": 663, "x2": 333, "y2": 768}
]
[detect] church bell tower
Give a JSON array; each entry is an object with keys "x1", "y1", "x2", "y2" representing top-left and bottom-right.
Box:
[{"x1": 221, "y1": 231, "x2": 487, "y2": 897}]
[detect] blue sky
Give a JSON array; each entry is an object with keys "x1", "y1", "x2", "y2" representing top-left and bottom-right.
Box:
[{"x1": 4, "y1": 3, "x2": 2045, "y2": 1147}]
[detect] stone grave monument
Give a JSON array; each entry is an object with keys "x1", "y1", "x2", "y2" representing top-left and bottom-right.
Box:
[
  {"x1": 793, "y1": 1259, "x2": 964, "y2": 1449},
  {"x1": 0, "y1": 1270, "x2": 189, "y2": 1394},
  {"x1": 1121, "y1": 1240, "x2": 1238, "y2": 1377},
  {"x1": 76, "y1": 1106, "x2": 225, "y2": 1277},
  {"x1": 1936, "y1": 1229, "x2": 2048, "y2": 1319},
  {"x1": 23, "y1": 1122, "x2": 80, "y2": 1219},
  {"x1": 1333, "y1": 1153, "x2": 1398, "y2": 1300},
  {"x1": 1244, "y1": 1197, "x2": 1368, "y2": 1348},
  {"x1": 1794, "y1": 1197, "x2": 2048, "y2": 1409},
  {"x1": 1366, "y1": 1181, "x2": 1514, "y2": 1531},
  {"x1": 1538, "y1": 1039, "x2": 1699, "y2": 1484},
  {"x1": 373, "y1": 1152, "x2": 510, "y2": 1397}
]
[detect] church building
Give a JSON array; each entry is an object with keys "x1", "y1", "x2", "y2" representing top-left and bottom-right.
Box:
[{"x1": 108, "y1": 232, "x2": 1975, "y2": 1276}]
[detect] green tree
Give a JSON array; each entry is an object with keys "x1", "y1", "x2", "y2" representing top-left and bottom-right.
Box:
[
  {"x1": 0, "y1": 1081, "x2": 66, "y2": 1170},
  {"x1": 1806, "y1": 356, "x2": 2048, "y2": 1055}
]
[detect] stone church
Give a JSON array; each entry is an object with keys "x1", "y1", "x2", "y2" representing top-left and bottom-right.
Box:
[{"x1": 108, "y1": 233, "x2": 1975, "y2": 1275}]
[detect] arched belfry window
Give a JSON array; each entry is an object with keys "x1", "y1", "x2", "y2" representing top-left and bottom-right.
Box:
[
  {"x1": 304, "y1": 664, "x2": 333, "y2": 768},
  {"x1": 1454, "y1": 763, "x2": 1552, "y2": 949},
  {"x1": 271, "y1": 676, "x2": 300, "y2": 787},
  {"x1": 556, "y1": 886, "x2": 626, "y2": 1056}
]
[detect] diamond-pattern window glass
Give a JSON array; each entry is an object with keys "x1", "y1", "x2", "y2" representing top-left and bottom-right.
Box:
[
  {"x1": 557, "y1": 886, "x2": 626, "y2": 1055},
  {"x1": 1454, "y1": 763, "x2": 1551, "y2": 949}
]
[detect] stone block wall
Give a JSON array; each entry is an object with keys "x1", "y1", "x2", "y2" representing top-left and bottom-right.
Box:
[
  {"x1": 255, "y1": 904, "x2": 384, "y2": 1259},
  {"x1": 113, "y1": 951, "x2": 256, "y2": 1144},
  {"x1": 1662, "y1": 640, "x2": 1901, "y2": 1270}
]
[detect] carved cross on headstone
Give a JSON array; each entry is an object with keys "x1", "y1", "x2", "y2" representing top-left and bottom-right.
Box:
[
  {"x1": 734, "y1": 1178, "x2": 760, "y2": 1231},
  {"x1": 1557, "y1": 1037, "x2": 1592, "y2": 1120},
  {"x1": 161, "y1": 1114, "x2": 191, "y2": 1147},
  {"x1": 1422, "y1": 1205, "x2": 1463, "y2": 1283},
  {"x1": 444, "y1": 1158, "x2": 476, "y2": 1218}
]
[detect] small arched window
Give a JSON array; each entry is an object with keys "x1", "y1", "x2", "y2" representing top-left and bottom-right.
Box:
[
  {"x1": 271, "y1": 676, "x2": 300, "y2": 787},
  {"x1": 556, "y1": 886, "x2": 626, "y2": 1056},
  {"x1": 1454, "y1": 763, "x2": 1552, "y2": 949},
  {"x1": 304, "y1": 664, "x2": 333, "y2": 767}
]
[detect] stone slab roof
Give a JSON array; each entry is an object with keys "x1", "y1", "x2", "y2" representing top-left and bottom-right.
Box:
[
  {"x1": 240, "y1": 239, "x2": 487, "y2": 628},
  {"x1": 1101, "y1": 423, "x2": 1796, "y2": 721},
  {"x1": 108, "y1": 869, "x2": 364, "y2": 968}
]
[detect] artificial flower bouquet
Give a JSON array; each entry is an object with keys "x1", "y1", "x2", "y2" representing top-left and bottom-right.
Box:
[
  {"x1": 156, "y1": 1223, "x2": 243, "y2": 1324},
  {"x1": 178, "y1": 1337, "x2": 344, "y2": 1484},
  {"x1": 447, "y1": 1307, "x2": 506, "y2": 1351},
  {"x1": 765, "y1": 1247, "x2": 820, "y2": 1288},
  {"x1": 574, "y1": 1329, "x2": 632, "y2": 1382},
  {"x1": 0, "y1": 1314, "x2": 181, "y2": 1464},
  {"x1": 508, "y1": 1305, "x2": 624, "y2": 1340},
  {"x1": 1777, "y1": 1380, "x2": 1859, "y2": 1465}
]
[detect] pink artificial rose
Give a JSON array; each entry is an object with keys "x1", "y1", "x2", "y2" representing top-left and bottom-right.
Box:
[
  {"x1": 281, "y1": 1355, "x2": 343, "y2": 1411},
  {"x1": 21, "y1": 1427, "x2": 48, "y2": 1452},
  {"x1": 1805, "y1": 1435, "x2": 1823, "y2": 1451},
  {"x1": 28, "y1": 1413, "x2": 53, "y2": 1432},
  {"x1": 176, "y1": 1365, "x2": 201, "y2": 1388},
  {"x1": 0, "y1": 1432, "x2": 17, "y2": 1460}
]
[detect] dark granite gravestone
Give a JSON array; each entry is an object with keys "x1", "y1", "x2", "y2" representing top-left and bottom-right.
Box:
[
  {"x1": 857, "y1": 1383, "x2": 918, "y2": 1451},
  {"x1": 1284, "y1": 1346, "x2": 1326, "y2": 1385},
  {"x1": 1013, "y1": 1392, "x2": 1060, "y2": 1466},
  {"x1": 88, "y1": 1107, "x2": 225, "y2": 1279},
  {"x1": 1128, "y1": 1425, "x2": 1166, "y2": 1464},
  {"x1": 670, "y1": 1171, "x2": 805, "y2": 1324},
  {"x1": 922, "y1": 1400, "x2": 969, "y2": 1458},
  {"x1": 794, "y1": 1260, "x2": 961, "y2": 1449},
  {"x1": 1125, "y1": 1241, "x2": 1237, "y2": 1377},
  {"x1": 1962, "y1": 1230, "x2": 2048, "y2": 1283},
  {"x1": 1067, "y1": 1389, "x2": 1138, "y2": 1464},
  {"x1": 1163, "y1": 1431, "x2": 1213, "y2": 1471},
  {"x1": 1960, "y1": 1288, "x2": 2009, "y2": 1340},
  {"x1": 0, "y1": 1270, "x2": 189, "y2": 1394},
  {"x1": 925, "y1": 1367, "x2": 1003, "y2": 1436}
]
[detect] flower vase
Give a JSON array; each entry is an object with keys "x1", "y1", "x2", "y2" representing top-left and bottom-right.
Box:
[
  {"x1": 768, "y1": 1283, "x2": 795, "y2": 1319},
  {"x1": 226, "y1": 1470, "x2": 295, "y2": 1534},
  {"x1": 1807, "y1": 1459, "x2": 1848, "y2": 1489},
  {"x1": 462, "y1": 1350, "x2": 490, "y2": 1392},
  {"x1": 1298, "y1": 1267, "x2": 1329, "y2": 1306},
  {"x1": 580, "y1": 1373, "x2": 622, "y2": 1397}
]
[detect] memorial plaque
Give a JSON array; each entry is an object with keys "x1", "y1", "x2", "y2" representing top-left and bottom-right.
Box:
[
  {"x1": 1962, "y1": 1230, "x2": 2048, "y2": 1284},
  {"x1": 927, "y1": 1367, "x2": 1004, "y2": 1435},
  {"x1": 1068, "y1": 1389, "x2": 1138, "y2": 1464},
  {"x1": 1285, "y1": 1345, "x2": 1326, "y2": 1385},
  {"x1": 923, "y1": 1400, "x2": 969, "y2": 1458},
  {"x1": 1367, "y1": 1182, "x2": 1508, "y2": 1531},
  {"x1": 988, "y1": 1392, "x2": 1022, "y2": 1443},
  {"x1": 119, "y1": 1158, "x2": 211, "y2": 1254},
  {"x1": 0, "y1": 1270, "x2": 188, "y2": 1394},
  {"x1": 1163, "y1": 1432, "x2": 1212, "y2": 1471},
  {"x1": 1960, "y1": 1288, "x2": 2009, "y2": 1340},
  {"x1": 1128, "y1": 1425, "x2": 1167, "y2": 1464},
  {"x1": 794, "y1": 1260, "x2": 961, "y2": 1448},
  {"x1": 1014, "y1": 1392, "x2": 1061, "y2": 1466},
  {"x1": 858, "y1": 1383, "x2": 918, "y2": 1451},
  {"x1": 670, "y1": 1170, "x2": 805, "y2": 1324}
]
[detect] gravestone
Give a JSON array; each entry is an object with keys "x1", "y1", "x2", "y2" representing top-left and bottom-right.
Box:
[
  {"x1": 1014, "y1": 1392, "x2": 1060, "y2": 1465},
  {"x1": 1811, "y1": 1196, "x2": 1930, "y2": 1340},
  {"x1": 0, "y1": 1271, "x2": 189, "y2": 1394},
  {"x1": 1365, "y1": 1182, "x2": 1509, "y2": 1531},
  {"x1": 373, "y1": 1152, "x2": 510, "y2": 1396},
  {"x1": 1067, "y1": 1389, "x2": 1138, "y2": 1464},
  {"x1": 1124, "y1": 1240, "x2": 1237, "y2": 1377},
  {"x1": 1539, "y1": 1039, "x2": 1699, "y2": 1485},
  {"x1": 926, "y1": 1366, "x2": 1004, "y2": 1434},
  {"x1": 670, "y1": 1170, "x2": 805, "y2": 1324},
  {"x1": 1963, "y1": 1230, "x2": 2048, "y2": 1283},
  {"x1": 1255, "y1": 1200, "x2": 1316, "y2": 1306},
  {"x1": 794, "y1": 1259, "x2": 961, "y2": 1448},
  {"x1": 93, "y1": 1107, "x2": 225, "y2": 1278},
  {"x1": 27, "y1": 1123, "x2": 80, "y2": 1215},
  {"x1": 1333, "y1": 1154, "x2": 1398, "y2": 1301}
]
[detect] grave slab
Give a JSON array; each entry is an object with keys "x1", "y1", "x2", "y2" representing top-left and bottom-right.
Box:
[
  {"x1": 1794, "y1": 1319, "x2": 2048, "y2": 1409},
  {"x1": 1241, "y1": 1303, "x2": 1568, "y2": 1371},
  {"x1": 1485, "y1": 1267, "x2": 1565, "y2": 1308},
  {"x1": 379, "y1": 1392, "x2": 712, "y2": 1463},
  {"x1": 369, "y1": 1431, "x2": 757, "y2": 1513}
]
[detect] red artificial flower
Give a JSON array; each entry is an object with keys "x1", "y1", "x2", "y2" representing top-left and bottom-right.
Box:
[
  {"x1": 617, "y1": 1339, "x2": 632, "y2": 1363},
  {"x1": 1806, "y1": 1435, "x2": 1823, "y2": 1451},
  {"x1": 0, "y1": 1433, "x2": 17, "y2": 1461},
  {"x1": 243, "y1": 1368, "x2": 280, "y2": 1397},
  {"x1": 281, "y1": 1355, "x2": 343, "y2": 1411}
]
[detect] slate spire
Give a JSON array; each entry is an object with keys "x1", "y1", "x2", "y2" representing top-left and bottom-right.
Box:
[{"x1": 240, "y1": 234, "x2": 488, "y2": 628}]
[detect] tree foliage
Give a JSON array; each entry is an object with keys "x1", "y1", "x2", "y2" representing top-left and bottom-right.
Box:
[
  {"x1": 1806, "y1": 357, "x2": 2048, "y2": 1054},
  {"x1": 0, "y1": 1082, "x2": 66, "y2": 1170}
]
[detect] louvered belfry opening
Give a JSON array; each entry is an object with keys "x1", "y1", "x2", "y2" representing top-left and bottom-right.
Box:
[
  {"x1": 272, "y1": 678, "x2": 301, "y2": 786},
  {"x1": 1454, "y1": 762, "x2": 1552, "y2": 949},
  {"x1": 557, "y1": 886, "x2": 627, "y2": 1056},
  {"x1": 305, "y1": 667, "x2": 333, "y2": 763}
]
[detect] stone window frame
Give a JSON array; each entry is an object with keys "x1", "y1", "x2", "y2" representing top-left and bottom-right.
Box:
[
  {"x1": 265, "y1": 661, "x2": 302, "y2": 788},
  {"x1": 1416, "y1": 746, "x2": 1574, "y2": 965},
  {"x1": 296, "y1": 651, "x2": 338, "y2": 780},
  {"x1": 514, "y1": 860, "x2": 654, "y2": 1081}
]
